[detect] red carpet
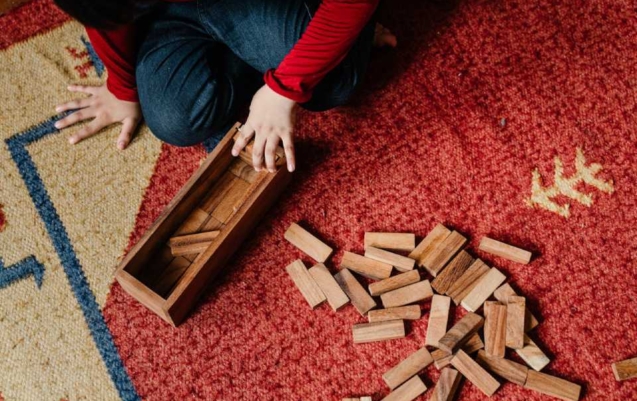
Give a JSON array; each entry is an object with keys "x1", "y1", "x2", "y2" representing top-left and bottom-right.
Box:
[{"x1": 4, "y1": 0, "x2": 637, "y2": 400}]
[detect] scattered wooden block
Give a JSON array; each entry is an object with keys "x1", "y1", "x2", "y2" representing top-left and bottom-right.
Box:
[
  {"x1": 493, "y1": 283, "x2": 539, "y2": 331},
  {"x1": 432, "y1": 349, "x2": 454, "y2": 370},
  {"x1": 335, "y1": 268, "x2": 377, "y2": 316},
  {"x1": 516, "y1": 334, "x2": 550, "y2": 371},
  {"x1": 430, "y1": 368, "x2": 462, "y2": 401},
  {"x1": 408, "y1": 224, "x2": 451, "y2": 266},
  {"x1": 365, "y1": 246, "x2": 415, "y2": 272},
  {"x1": 381, "y1": 375, "x2": 427, "y2": 401},
  {"x1": 476, "y1": 350, "x2": 529, "y2": 386},
  {"x1": 506, "y1": 295, "x2": 526, "y2": 349},
  {"x1": 360, "y1": 397, "x2": 372, "y2": 401},
  {"x1": 168, "y1": 231, "x2": 220, "y2": 256},
  {"x1": 524, "y1": 370, "x2": 581, "y2": 401},
  {"x1": 447, "y1": 259, "x2": 490, "y2": 305},
  {"x1": 341, "y1": 251, "x2": 393, "y2": 280},
  {"x1": 479, "y1": 237, "x2": 532, "y2": 264},
  {"x1": 431, "y1": 251, "x2": 474, "y2": 294},
  {"x1": 353, "y1": 320, "x2": 406, "y2": 344},
  {"x1": 612, "y1": 357, "x2": 637, "y2": 381},
  {"x1": 369, "y1": 270, "x2": 420, "y2": 296},
  {"x1": 450, "y1": 349, "x2": 501, "y2": 397},
  {"x1": 308, "y1": 263, "x2": 349, "y2": 311},
  {"x1": 285, "y1": 260, "x2": 326, "y2": 309},
  {"x1": 420, "y1": 231, "x2": 467, "y2": 277},
  {"x1": 438, "y1": 312, "x2": 484, "y2": 353},
  {"x1": 460, "y1": 267, "x2": 506, "y2": 312},
  {"x1": 380, "y1": 280, "x2": 433, "y2": 308},
  {"x1": 342, "y1": 399, "x2": 359, "y2": 401},
  {"x1": 484, "y1": 301, "x2": 507, "y2": 357},
  {"x1": 365, "y1": 232, "x2": 415, "y2": 252},
  {"x1": 463, "y1": 332, "x2": 485, "y2": 354},
  {"x1": 383, "y1": 347, "x2": 433, "y2": 389},
  {"x1": 424, "y1": 295, "x2": 451, "y2": 347},
  {"x1": 368, "y1": 305, "x2": 421, "y2": 323},
  {"x1": 284, "y1": 223, "x2": 333, "y2": 263}
]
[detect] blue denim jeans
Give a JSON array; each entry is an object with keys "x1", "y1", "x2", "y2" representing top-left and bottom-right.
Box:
[{"x1": 136, "y1": 0, "x2": 375, "y2": 147}]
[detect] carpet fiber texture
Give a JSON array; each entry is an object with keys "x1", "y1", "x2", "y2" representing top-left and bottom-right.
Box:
[{"x1": 1, "y1": 0, "x2": 636, "y2": 400}]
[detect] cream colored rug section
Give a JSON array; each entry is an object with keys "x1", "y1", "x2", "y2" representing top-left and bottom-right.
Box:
[{"x1": 0, "y1": 22, "x2": 162, "y2": 400}]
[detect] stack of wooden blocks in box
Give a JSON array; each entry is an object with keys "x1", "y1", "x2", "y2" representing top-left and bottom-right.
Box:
[{"x1": 284, "y1": 222, "x2": 588, "y2": 401}]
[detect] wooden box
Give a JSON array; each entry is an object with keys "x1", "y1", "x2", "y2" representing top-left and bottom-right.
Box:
[{"x1": 114, "y1": 123, "x2": 292, "y2": 326}]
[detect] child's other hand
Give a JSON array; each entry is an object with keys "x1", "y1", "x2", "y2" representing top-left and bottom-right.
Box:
[
  {"x1": 54, "y1": 84, "x2": 142, "y2": 150},
  {"x1": 232, "y1": 85, "x2": 297, "y2": 173}
]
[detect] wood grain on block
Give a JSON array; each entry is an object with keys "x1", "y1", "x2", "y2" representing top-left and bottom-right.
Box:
[
  {"x1": 308, "y1": 263, "x2": 349, "y2": 311},
  {"x1": 431, "y1": 250, "x2": 474, "y2": 294},
  {"x1": 228, "y1": 157, "x2": 261, "y2": 183},
  {"x1": 432, "y1": 349, "x2": 453, "y2": 369},
  {"x1": 493, "y1": 283, "x2": 539, "y2": 331},
  {"x1": 424, "y1": 295, "x2": 451, "y2": 347},
  {"x1": 173, "y1": 207, "x2": 210, "y2": 236},
  {"x1": 612, "y1": 357, "x2": 637, "y2": 381},
  {"x1": 152, "y1": 256, "x2": 192, "y2": 297},
  {"x1": 381, "y1": 375, "x2": 427, "y2": 401},
  {"x1": 168, "y1": 231, "x2": 220, "y2": 257},
  {"x1": 381, "y1": 280, "x2": 433, "y2": 308},
  {"x1": 285, "y1": 260, "x2": 326, "y2": 309},
  {"x1": 352, "y1": 320, "x2": 405, "y2": 344},
  {"x1": 524, "y1": 370, "x2": 581, "y2": 401},
  {"x1": 365, "y1": 232, "x2": 416, "y2": 252},
  {"x1": 420, "y1": 231, "x2": 467, "y2": 277},
  {"x1": 368, "y1": 305, "x2": 421, "y2": 323},
  {"x1": 199, "y1": 172, "x2": 237, "y2": 213},
  {"x1": 369, "y1": 270, "x2": 420, "y2": 296},
  {"x1": 506, "y1": 296, "x2": 526, "y2": 349},
  {"x1": 408, "y1": 224, "x2": 451, "y2": 265},
  {"x1": 447, "y1": 259, "x2": 490, "y2": 305},
  {"x1": 438, "y1": 312, "x2": 484, "y2": 353},
  {"x1": 460, "y1": 267, "x2": 506, "y2": 312},
  {"x1": 450, "y1": 350, "x2": 501, "y2": 397},
  {"x1": 383, "y1": 347, "x2": 433, "y2": 389},
  {"x1": 169, "y1": 240, "x2": 212, "y2": 257},
  {"x1": 284, "y1": 222, "x2": 333, "y2": 262},
  {"x1": 476, "y1": 350, "x2": 529, "y2": 386},
  {"x1": 430, "y1": 368, "x2": 462, "y2": 401},
  {"x1": 479, "y1": 237, "x2": 532, "y2": 264},
  {"x1": 341, "y1": 251, "x2": 393, "y2": 280},
  {"x1": 199, "y1": 215, "x2": 224, "y2": 231},
  {"x1": 360, "y1": 397, "x2": 372, "y2": 401},
  {"x1": 484, "y1": 301, "x2": 507, "y2": 357},
  {"x1": 335, "y1": 269, "x2": 377, "y2": 316},
  {"x1": 516, "y1": 335, "x2": 550, "y2": 371},
  {"x1": 463, "y1": 333, "x2": 485, "y2": 354},
  {"x1": 365, "y1": 246, "x2": 415, "y2": 272}
]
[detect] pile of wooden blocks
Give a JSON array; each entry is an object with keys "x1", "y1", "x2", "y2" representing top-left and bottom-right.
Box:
[{"x1": 284, "y1": 222, "x2": 586, "y2": 401}]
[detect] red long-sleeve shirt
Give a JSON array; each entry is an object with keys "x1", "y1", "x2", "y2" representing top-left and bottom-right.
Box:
[{"x1": 86, "y1": 0, "x2": 378, "y2": 103}]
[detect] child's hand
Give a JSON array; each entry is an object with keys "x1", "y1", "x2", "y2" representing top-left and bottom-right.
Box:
[
  {"x1": 54, "y1": 84, "x2": 142, "y2": 150},
  {"x1": 232, "y1": 85, "x2": 297, "y2": 173}
]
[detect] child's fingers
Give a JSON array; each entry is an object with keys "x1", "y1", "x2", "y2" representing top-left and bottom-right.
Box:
[
  {"x1": 67, "y1": 85, "x2": 98, "y2": 95},
  {"x1": 264, "y1": 135, "x2": 281, "y2": 173},
  {"x1": 69, "y1": 119, "x2": 107, "y2": 145},
  {"x1": 251, "y1": 128, "x2": 268, "y2": 171},
  {"x1": 54, "y1": 109, "x2": 93, "y2": 130},
  {"x1": 117, "y1": 118, "x2": 138, "y2": 150},
  {"x1": 281, "y1": 133, "x2": 295, "y2": 172},
  {"x1": 55, "y1": 98, "x2": 91, "y2": 113},
  {"x1": 232, "y1": 122, "x2": 255, "y2": 156}
]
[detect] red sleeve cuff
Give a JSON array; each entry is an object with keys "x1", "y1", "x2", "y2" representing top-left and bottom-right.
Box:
[
  {"x1": 264, "y1": 69, "x2": 312, "y2": 103},
  {"x1": 106, "y1": 78, "x2": 139, "y2": 102}
]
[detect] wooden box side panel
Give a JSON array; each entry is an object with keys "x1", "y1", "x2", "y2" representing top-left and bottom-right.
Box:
[{"x1": 115, "y1": 270, "x2": 171, "y2": 323}]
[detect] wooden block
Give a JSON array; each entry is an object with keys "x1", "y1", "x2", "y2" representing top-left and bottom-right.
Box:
[
  {"x1": 368, "y1": 305, "x2": 421, "y2": 323},
  {"x1": 493, "y1": 283, "x2": 539, "y2": 331},
  {"x1": 228, "y1": 157, "x2": 261, "y2": 183},
  {"x1": 424, "y1": 295, "x2": 451, "y2": 347},
  {"x1": 479, "y1": 237, "x2": 532, "y2": 264},
  {"x1": 460, "y1": 267, "x2": 506, "y2": 312},
  {"x1": 168, "y1": 231, "x2": 220, "y2": 257},
  {"x1": 475, "y1": 350, "x2": 529, "y2": 386},
  {"x1": 284, "y1": 222, "x2": 333, "y2": 263},
  {"x1": 430, "y1": 368, "x2": 462, "y2": 401},
  {"x1": 174, "y1": 207, "x2": 210, "y2": 236},
  {"x1": 431, "y1": 251, "x2": 474, "y2": 294},
  {"x1": 438, "y1": 312, "x2": 484, "y2": 353},
  {"x1": 199, "y1": 215, "x2": 224, "y2": 231},
  {"x1": 381, "y1": 375, "x2": 427, "y2": 401},
  {"x1": 432, "y1": 349, "x2": 454, "y2": 369},
  {"x1": 383, "y1": 347, "x2": 434, "y2": 389},
  {"x1": 153, "y1": 256, "x2": 192, "y2": 296},
  {"x1": 308, "y1": 263, "x2": 350, "y2": 311},
  {"x1": 285, "y1": 260, "x2": 326, "y2": 309},
  {"x1": 463, "y1": 332, "x2": 485, "y2": 354},
  {"x1": 360, "y1": 397, "x2": 372, "y2": 401},
  {"x1": 365, "y1": 247, "x2": 415, "y2": 272},
  {"x1": 199, "y1": 172, "x2": 237, "y2": 213},
  {"x1": 446, "y1": 259, "x2": 490, "y2": 305},
  {"x1": 408, "y1": 224, "x2": 451, "y2": 266},
  {"x1": 516, "y1": 334, "x2": 550, "y2": 371},
  {"x1": 612, "y1": 357, "x2": 637, "y2": 381},
  {"x1": 505, "y1": 296, "x2": 526, "y2": 349},
  {"x1": 342, "y1": 251, "x2": 393, "y2": 280},
  {"x1": 335, "y1": 269, "x2": 377, "y2": 316},
  {"x1": 365, "y1": 232, "x2": 416, "y2": 252},
  {"x1": 484, "y1": 301, "x2": 507, "y2": 357},
  {"x1": 450, "y1": 349, "x2": 501, "y2": 397},
  {"x1": 369, "y1": 270, "x2": 420, "y2": 296},
  {"x1": 524, "y1": 370, "x2": 581, "y2": 401},
  {"x1": 420, "y1": 231, "x2": 467, "y2": 277},
  {"x1": 342, "y1": 399, "x2": 359, "y2": 401},
  {"x1": 352, "y1": 320, "x2": 405, "y2": 344},
  {"x1": 381, "y1": 280, "x2": 433, "y2": 308}
]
